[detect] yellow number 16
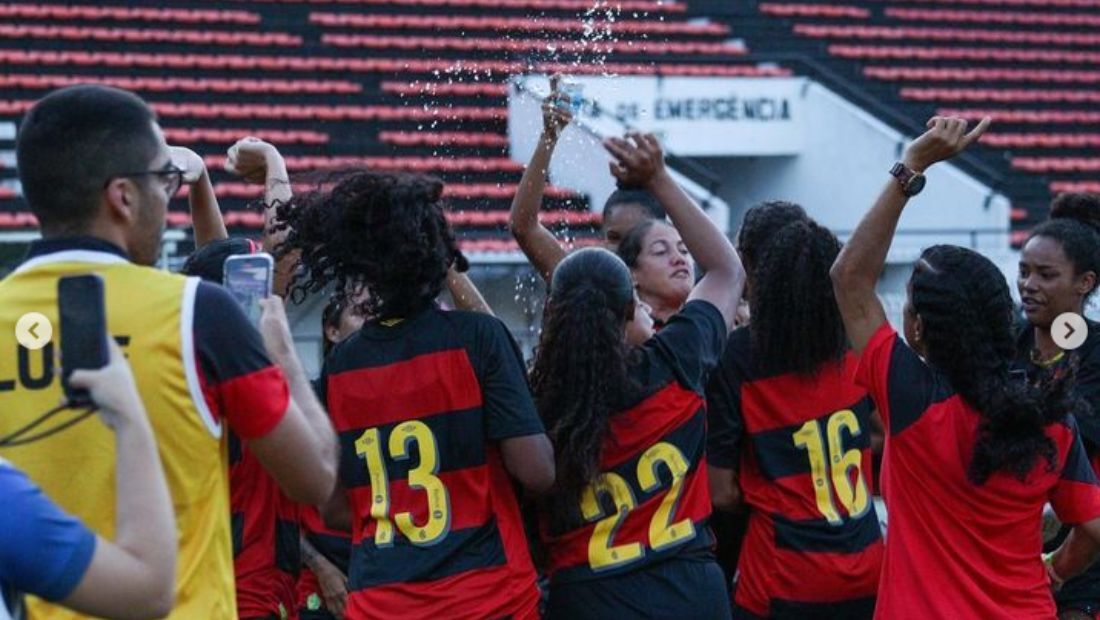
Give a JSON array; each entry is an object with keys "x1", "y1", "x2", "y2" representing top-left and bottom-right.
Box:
[{"x1": 792, "y1": 409, "x2": 870, "y2": 525}]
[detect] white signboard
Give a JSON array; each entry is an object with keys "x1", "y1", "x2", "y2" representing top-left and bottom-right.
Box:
[{"x1": 510, "y1": 75, "x2": 807, "y2": 157}]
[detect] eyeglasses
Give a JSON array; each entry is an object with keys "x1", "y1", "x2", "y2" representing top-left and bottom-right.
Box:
[{"x1": 103, "y1": 163, "x2": 185, "y2": 198}]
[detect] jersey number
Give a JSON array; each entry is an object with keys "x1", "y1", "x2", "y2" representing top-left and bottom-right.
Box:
[
  {"x1": 580, "y1": 442, "x2": 697, "y2": 571},
  {"x1": 792, "y1": 409, "x2": 870, "y2": 525},
  {"x1": 355, "y1": 421, "x2": 451, "y2": 547}
]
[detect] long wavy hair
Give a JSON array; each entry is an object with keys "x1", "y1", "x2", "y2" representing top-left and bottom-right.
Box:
[
  {"x1": 747, "y1": 218, "x2": 846, "y2": 376},
  {"x1": 911, "y1": 245, "x2": 1084, "y2": 484},
  {"x1": 530, "y1": 248, "x2": 637, "y2": 525},
  {"x1": 273, "y1": 169, "x2": 467, "y2": 320}
]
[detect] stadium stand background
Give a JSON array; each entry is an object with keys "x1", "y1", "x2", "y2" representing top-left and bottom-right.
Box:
[{"x1": 0, "y1": 0, "x2": 1090, "y2": 365}]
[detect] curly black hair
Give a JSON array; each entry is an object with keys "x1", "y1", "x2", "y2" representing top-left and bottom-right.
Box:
[
  {"x1": 736, "y1": 201, "x2": 808, "y2": 270},
  {"x1": 1028, "y1": 192, "x2": 1100, "y2": 303},
  {"x1": 748, "y1": 218, "x2": 846, "y2": 376},
  {"x1": 911, "y1": 245, "x2": 1085, "y2": 484},
  {"x1": 273, "y1": 169, "x2": 467, "y2": 320},
  {"x1": 530, "y1": 248, "x2": 636, "y2": 526}
]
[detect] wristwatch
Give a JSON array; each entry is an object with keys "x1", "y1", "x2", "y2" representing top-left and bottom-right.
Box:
[{"x1": 890, "y1": 162, "x2": 927, "y2": 197}]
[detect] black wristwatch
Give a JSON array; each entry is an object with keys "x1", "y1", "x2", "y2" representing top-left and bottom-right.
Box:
[{"x1": 890, "y1": 162, "x2": 927, "y2": 197}]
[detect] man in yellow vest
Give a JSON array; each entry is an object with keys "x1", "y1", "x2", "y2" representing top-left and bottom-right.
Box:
[{"x1": 0, "y1": 85, "x2": 339, "y2": 619}]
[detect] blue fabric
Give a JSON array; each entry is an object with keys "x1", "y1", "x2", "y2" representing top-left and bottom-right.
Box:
[{"x1": 0, "y1": 460, "x2": 96, "y2": 605}]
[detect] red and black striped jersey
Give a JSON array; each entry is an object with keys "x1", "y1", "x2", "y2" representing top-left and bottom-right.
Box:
[
  {"x1": 707, "y1": 327, "x2": 882, "y2": 618},
  {"x1": 229, "y1": 433, "x2": 301, "y2": 620},
  {"x1": 320, "y1": 307, "x2": 544, "y2": 620},
  {"x1": 541, "y1": 301, "x2": 727, "y2": 584},
  {"x1": 859, "y1": 324, "x2": 1100, "y2": 619}
]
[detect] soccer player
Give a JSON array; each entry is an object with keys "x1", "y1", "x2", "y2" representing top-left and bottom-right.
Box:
[
  {"x1": 708, "y1": 205, "x2": 882, "y2": 619},
  {"x1": 1015, "y1": 193, "x2": 1100, "y2": 619},
  {"x1": 276, "y1": 169, "x2": 555, "y2": 619},
  {"x1": 508, "y1": 75, "x2": 665, "y2": 283},
  {"x1": 832, "y1": 115, "x2": 1100, "y2": 618},
  {"x1": 616, "y1": 219, "x2": 695, "y2": 327},
  {"x1": 0, "y1": 85, "x2": 338, "y2": 619},
  {"x1": 1, "y1": 340, "x2": 175, "y2": 620},
  {"x1": 532, "y1": 133, "x2": 744, "y2": 619}
]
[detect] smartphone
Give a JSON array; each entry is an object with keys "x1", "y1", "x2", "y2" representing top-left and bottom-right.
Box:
[
  {"x1": 223, "y1": 253, "x2": 274, "y2": 326},
  {"x1": 58, "y1": 274, "x2": 109, "y2": 406}
]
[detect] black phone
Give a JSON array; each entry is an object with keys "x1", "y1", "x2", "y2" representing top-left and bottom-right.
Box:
[{"x1": 58, "y1": 274, "x2": 109, "y2": 406}]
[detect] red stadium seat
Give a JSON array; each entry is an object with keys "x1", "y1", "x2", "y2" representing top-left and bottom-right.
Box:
[
  {"x1": 759, "y1": 3, "x2": 870, "y2": 18},
  {"x1": 0, "y1": 4, "x2": 260, "y2": 25},
  {"x1": 320, "y1": 34, "x2": 746, "y2": 56},
  {"x1": 309, "y1": 12, "x2": 730, "y2": 36},
  {"x1": 0, "y1": 24, "x2": 301, "y2": 46},
  {"x1": 378, "y1": 131, "x2": 508, "y2": 148}
]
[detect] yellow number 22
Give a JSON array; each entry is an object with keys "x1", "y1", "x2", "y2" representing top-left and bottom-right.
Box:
[{"x1": 581, "y1": 442, "x2": 697, "y2": 571}]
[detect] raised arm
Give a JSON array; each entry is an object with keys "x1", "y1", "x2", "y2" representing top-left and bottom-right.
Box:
[
  {"x1": 225, "y1": 137, "x2": 297, "y2": 296},
  {"x1": 604, "y1": 132, "x2": 745, "y2": 329},
  {"x1": 446, "y1": 265, "x2": 494, "y2": 315},
  {"x1": 508, "y1": 76, "x2": 571, "y2": 283},
  {"x1": 58, "y1": 339, "x2": 176, "y2": 619},
  {"x1": 172, "y1": 146, "x2": 227, "y2": 246},
  {"x1": 831, "y1": 116, "x2": 991, "y2": 353}
]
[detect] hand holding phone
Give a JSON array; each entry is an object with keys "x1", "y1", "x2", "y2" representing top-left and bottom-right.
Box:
[
  {"x1": 223, "y1": 253, "x2": 275, "y2": 326},
  {"x1": 58, "y1": 274, "x2": 109, "y2": 407}
]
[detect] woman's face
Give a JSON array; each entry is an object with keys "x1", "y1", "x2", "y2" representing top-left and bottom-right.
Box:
[
  {"x1": 602, "y1": 204, "x2": 651, "y2": 252},
  {"x1": 1018, "y1": 235, "x2": 1093, "y2": 328},
  {"x1": 631, "y1": 222, "x2": 694, "y2": 310}
]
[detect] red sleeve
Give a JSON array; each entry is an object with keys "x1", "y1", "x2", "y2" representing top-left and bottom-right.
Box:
[
  {"x1": 853, "y1": 323, "x2": 898, "y2": 430},
  {"x1": 193, "y1": 281, "x2": 290, "y2": 439},
  {"x1": 853, "y1": 322, "x2": 944, "y2": 436},
  {"x1": 1050, "y1": 421, "x2": 1100, "y2": 525}
]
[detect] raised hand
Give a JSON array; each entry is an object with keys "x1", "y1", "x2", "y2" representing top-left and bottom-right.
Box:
[
  {"x1": 541, "y1": 74, "x2": 573, "y2": 141},
  {"x1": 225, "y1": 136, "x2": 283, "y2": 185},
  {"x1": 169, "y1": 146, "x2": 207, "y2": 185},
  {"x1": 603, "y1": 132, "x2": 666, "y2": 189},
  {"x1": 903, "y1": 116, "x2": 992, "y2": 172}
]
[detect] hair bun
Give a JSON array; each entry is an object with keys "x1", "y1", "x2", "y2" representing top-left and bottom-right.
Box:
[{"x1": 1051, "y1": 193, "x2": 1100, "y2": 235}]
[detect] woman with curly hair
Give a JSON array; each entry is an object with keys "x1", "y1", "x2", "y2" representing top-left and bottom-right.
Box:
[
  {"x1": 275, "y1": 170, "x2": 555, "y2": 620},
  {"x1": 1015, "y1": 193, "x2": 1100, "y2": 619},
  {"x1": 532, "y1": 132, "x2": 744, "y2": 619},
  {"x1": 708, "y1": 205, "x2": 883, "y2": 619},
  {"x1": 832, "y1": 116, "x2": 1100, "y2": 619}
]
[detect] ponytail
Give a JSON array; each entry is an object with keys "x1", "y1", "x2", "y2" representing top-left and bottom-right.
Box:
[{"x1": 911, "y1": 246, "x2": 1084, "y2": 484}]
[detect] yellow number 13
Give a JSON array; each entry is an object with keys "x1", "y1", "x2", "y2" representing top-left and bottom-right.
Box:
[
  {"x1": 355, "y1": 421, "x2": 451, "y2": 547},
  {"x1": 792, "y1": 409, "x2": 870, "y2": 525}
]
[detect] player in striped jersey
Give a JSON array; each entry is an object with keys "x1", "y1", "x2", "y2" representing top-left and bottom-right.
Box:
[
  {"x1": 276, "y1": 169, "x2": 555, "y2": 620},
  {"x1": 708, "y1": 207, "x2": 882, "y2": 619},
  {"x1": 532, "y1": 132, "x2": 744, "y2": 619}
]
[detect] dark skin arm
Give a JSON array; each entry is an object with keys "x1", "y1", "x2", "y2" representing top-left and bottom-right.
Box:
[{"x1": 831, "y1": 116, "x2": 991, "y2": 353}]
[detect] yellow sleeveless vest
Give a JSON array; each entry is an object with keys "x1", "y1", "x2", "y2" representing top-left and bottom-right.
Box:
[{"x1": 0, "y1": 250, "x2": 235, "y2": 619}]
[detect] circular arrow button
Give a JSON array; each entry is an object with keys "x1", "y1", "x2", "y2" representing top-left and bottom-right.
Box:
[
  {"x1": 1052, "y1": 312, "x2": 1088, "y2": 351},
  {"x1": 15, "y1": 312, "x2": 53, "y2": 351}
]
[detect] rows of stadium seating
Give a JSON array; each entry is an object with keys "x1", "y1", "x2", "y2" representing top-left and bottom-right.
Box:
[
  {"x1": 703, "y1": 0, "x2": 1100, "y2": 244},
  {"x1": 0, "y1": 0, "x2": 785, "y2": 253}
]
